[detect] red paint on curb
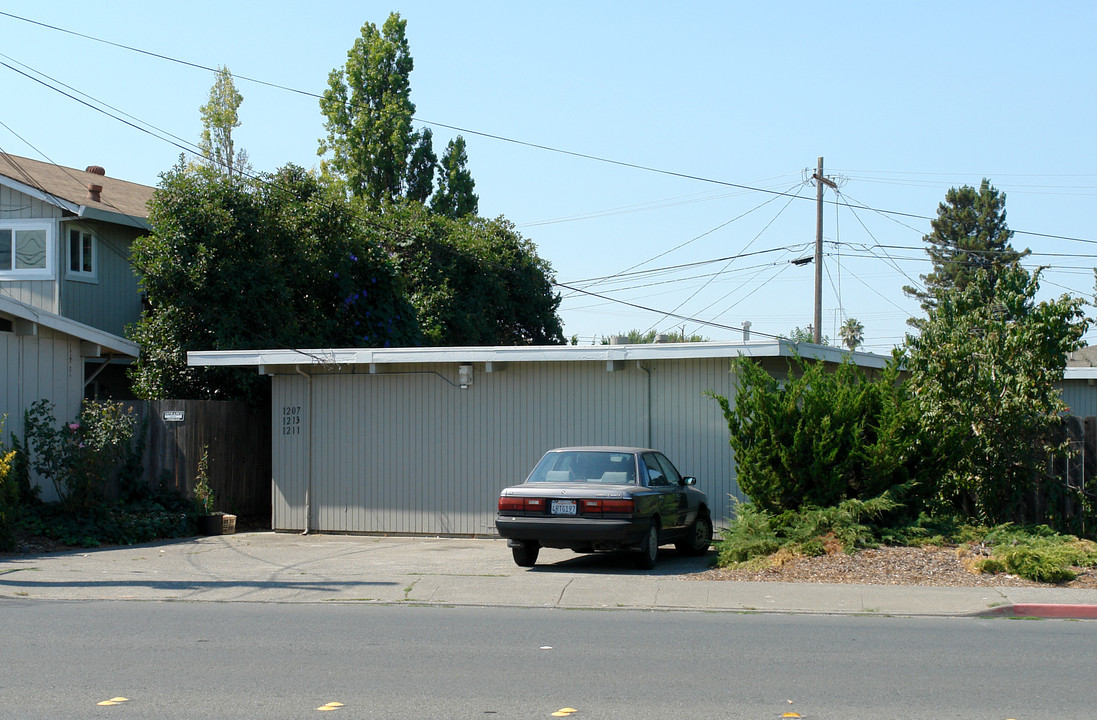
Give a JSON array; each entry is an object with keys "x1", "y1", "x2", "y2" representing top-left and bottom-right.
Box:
[{"x1": 982, "y1": 604, "x2": 1097, "y2": 619}]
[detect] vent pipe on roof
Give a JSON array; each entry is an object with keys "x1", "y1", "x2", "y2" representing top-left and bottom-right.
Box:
[
  {"x1": 742, "y1": 321, "x2": 751, "y2": 341},
  {"x1": 85, "y1": 165, "x2": 105, "y2": 203}
]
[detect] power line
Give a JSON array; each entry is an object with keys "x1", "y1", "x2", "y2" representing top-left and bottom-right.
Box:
[{"x1": 4, "y1": 9, "x2": 1095, "y2": 250}]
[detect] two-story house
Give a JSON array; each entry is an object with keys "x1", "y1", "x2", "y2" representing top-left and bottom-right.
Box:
[{"x1": 0, "y1": 152, "x2": 153, "y2": 465}]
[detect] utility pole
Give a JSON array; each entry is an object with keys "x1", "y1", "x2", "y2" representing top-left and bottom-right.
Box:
[{"x1": 812, "y1": 157, "x2": 837, "y2": 344}]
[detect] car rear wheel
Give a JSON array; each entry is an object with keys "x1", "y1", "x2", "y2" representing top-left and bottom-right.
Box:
[
  {"x1": 676, "y1": 513, "x2": 712, "y2": 556},
  {"x1": 512, "y1": 542, "x2": 540, "y2": 567},
  {"x1": 636, "y1": 523, "x2": 659, "y2": 570}
]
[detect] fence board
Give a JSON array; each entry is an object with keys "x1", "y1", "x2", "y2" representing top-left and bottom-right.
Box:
[{"x1": 126, "y1": 400, "x2": 271, "y2": 518}]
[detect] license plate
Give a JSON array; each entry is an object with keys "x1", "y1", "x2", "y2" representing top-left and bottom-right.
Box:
[{"x1": 551, "y1": 499, "x2": 577, "y2": 516}]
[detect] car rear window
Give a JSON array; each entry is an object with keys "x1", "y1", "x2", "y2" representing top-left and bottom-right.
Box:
[{"x1": 526, "y1": 451, "x2": 637, "y2": 484}]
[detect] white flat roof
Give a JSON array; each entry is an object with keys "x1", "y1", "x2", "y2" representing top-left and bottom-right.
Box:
[{"x1": 187, "y1": 339, "x2": 893, "y2": 370}]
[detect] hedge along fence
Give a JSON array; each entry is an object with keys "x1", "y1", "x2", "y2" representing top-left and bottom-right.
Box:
[{"x1": 125, "y1": 400, "x2": 272, "y2": 518}]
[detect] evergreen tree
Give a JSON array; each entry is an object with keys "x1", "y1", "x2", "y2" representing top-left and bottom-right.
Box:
[
  {"x1": 904, "y1": 179, "x2": 1027, "y2": 321},
  {"x1": 405, "y1": 128, "x2": 437, "y2": 203},
  {"x1": 431, "y1": 136, "x2": 478, "y2": 219}
]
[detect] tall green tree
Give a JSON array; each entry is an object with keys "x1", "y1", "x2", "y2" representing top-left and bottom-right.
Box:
[
  {"x1": 903, "y1": 264, "x2": 1088, "y2": 523},
  {"x1": 318, "y1": 12, "x2": 416, "y2": 206},
  {"x1": 904, "y1": 179, "x2": 1028, "y2": 320},
  {"x1": 198, "y1": 66, "x2": 249, "y2": 178},
  {"x1": 431, "y1": 136, "x2": 478, "y2": 219}
]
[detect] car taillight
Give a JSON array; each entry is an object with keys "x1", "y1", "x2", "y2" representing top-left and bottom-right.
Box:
[
  {"x1": 601, "y1": 498, "x2": 634, "y2": 513},
  {"x1": 581, "y1": 499, "x2": 602, "y2": 512},
  {"x1": 499, "y1": 497, "x2": 546, "y2": 512}
]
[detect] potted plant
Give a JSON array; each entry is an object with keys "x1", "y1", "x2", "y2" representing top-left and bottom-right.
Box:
[{"x1": 193, "y1": 447, "x2": 235, "y2": 535}]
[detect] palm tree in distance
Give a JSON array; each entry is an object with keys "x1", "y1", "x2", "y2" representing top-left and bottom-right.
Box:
[{"x1": 839, "y1": 318, "x2": 865, "y2": 351}]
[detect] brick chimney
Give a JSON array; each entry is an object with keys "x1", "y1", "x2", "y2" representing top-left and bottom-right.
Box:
[{"x1": 85, "y1": 165, "x2": 105, "y2": 202}]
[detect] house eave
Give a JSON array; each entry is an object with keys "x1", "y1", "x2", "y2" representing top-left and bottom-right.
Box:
[
  {"x1": 0, "y1": 294, "x2": 138, "y2": 358},
  {"x1": 187, "y1": 340, "x2": 893, "y2": 371}
]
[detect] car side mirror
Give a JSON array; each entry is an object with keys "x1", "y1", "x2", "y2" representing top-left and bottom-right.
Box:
[{"x1": 680, "y1": 476, "x2": 696, "y2": 486}]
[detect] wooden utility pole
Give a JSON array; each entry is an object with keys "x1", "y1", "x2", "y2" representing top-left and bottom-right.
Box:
[{"x1": 812, "y1": 157, "x2": 837, "y2": 344}]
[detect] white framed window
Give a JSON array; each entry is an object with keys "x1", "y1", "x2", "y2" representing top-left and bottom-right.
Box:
[
  {"x1": 0, "y1": 219, "x2": 55, "y2": 280},
  {"x1": 66, "y1": 227, "x2": 96, "y2": 280}
]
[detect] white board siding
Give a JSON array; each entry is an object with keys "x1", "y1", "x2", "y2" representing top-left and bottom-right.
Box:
[{"x1": 271, "y1": 357, "x2": 743, "y2": 535}]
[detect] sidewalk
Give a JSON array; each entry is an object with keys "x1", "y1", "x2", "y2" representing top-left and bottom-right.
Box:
[{"x1": 3, "y1": 532, "x2": 1097, "y2": 618}]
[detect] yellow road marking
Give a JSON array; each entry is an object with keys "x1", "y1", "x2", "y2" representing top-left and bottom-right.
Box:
[{"x1": 97, "y1": 697, "x2": 129, "y2": 706}]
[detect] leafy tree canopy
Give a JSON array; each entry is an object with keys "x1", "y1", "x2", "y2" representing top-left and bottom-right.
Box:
[
  {"x1": 902, "y1": 263, "x2": 1088, "y2": 523},
  {"x1": 598, "y1": 329, "x2": 710, "y2": 344},
  {"x1": 129, "y1": 162, "x2": 419, "y2": 401},
  {"x1": 783, "y1": 326, "x2": 830, "y2": 346},
  {"x1": 371, "y1": 202, "x2": 564, "y2": 346}
]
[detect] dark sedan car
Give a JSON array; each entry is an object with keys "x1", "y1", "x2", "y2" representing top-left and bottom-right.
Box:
[{"x1": 496, "y1": 446, "x2": 713, "y2": 569}]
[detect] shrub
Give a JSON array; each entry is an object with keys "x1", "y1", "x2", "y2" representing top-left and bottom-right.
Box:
[
  {"x1": 0, "y1": 420, "x2": 16, "y2": 551},
  {"x1": 21, "y1": 399, "x2": 138, "y2": 509},
  {"x1": 710, "y1": 355, "x2": 924, "y2": 514},
  {"x1": 715, "y1": 491, "x2": 901, "y2": 567},
  {"x1": 972, "y1": 525, "x2": 1097, "y2": 583}
]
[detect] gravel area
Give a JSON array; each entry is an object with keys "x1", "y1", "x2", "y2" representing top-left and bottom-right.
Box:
[{"x1": 694, "y1": 544, "x2": 1097, "y2": 589}]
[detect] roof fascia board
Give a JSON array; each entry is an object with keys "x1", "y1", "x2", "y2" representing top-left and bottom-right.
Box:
[
  {"x1": 77, "y1": 205, "x2": 151, "y2": 230},
  {"x1": 0, "y1": 295, "x2": 138, "y2": 357},
  {"x1": 187, "y1": 340, "x2": 891, "y2": 370},
  {"x1": 1063, "y1": 367, "x2": 1097, "y2": 380},
  {"x1": 0, "y1": 174, "x2": 79, "y2": 215}
]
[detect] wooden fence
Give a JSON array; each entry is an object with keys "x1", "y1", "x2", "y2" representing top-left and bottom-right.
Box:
[{"x1": 126, "y1": 400, "x2": 271, "y2": 518}]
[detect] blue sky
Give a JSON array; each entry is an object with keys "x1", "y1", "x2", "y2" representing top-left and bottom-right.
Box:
[{"x1": 4, "y1": 1, "x2": 1096, "y2": 351}]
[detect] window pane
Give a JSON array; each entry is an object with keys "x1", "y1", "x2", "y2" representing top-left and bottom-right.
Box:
[
  {"x1": 70, "y1": 229, "x2": 80, "y2": 272},
  {"x1": 15, "y1": 229, "x2": 46, "y2": 269},
  {"x1": 0, "y1": 229, "x2": 10, "y2": 270},
  {"x1": 82, "y1": 236, "x2": 93, "y2": 272}
]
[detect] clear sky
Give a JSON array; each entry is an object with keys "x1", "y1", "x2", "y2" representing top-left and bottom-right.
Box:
[{"x1": 4, "y1": 1, "x2": 1096, "y2": 352}]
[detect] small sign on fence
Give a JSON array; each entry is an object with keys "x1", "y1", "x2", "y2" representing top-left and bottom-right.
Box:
[{"x1": 162, "y1": 410, "x2": 185, "y2": 422}]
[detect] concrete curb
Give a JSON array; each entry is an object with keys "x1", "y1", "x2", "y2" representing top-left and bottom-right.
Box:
[{"x1": 976, "y1": 604, "x2": 1097, "y2": 620}]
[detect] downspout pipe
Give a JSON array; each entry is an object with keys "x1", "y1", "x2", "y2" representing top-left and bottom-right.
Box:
[
  {"x1": 294, "y1": 365, "x2": 313, "y2": 535},
  {"x1": 637, "y1": 361, "x2": 652, "y2": 448}
]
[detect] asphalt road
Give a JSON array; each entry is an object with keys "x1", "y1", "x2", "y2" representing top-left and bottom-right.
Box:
[{"x1": 3, "y1": 599, "x2": 1096, "y2": 719}]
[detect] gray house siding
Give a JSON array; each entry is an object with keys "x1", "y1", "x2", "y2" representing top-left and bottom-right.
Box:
[
  {"x1": 0, "y1": 325, "x2": 85, "y2": 501},
  {"x1": 1058, "y1": 380, "x2": 1097, "y2": 418},
  {"x1": 0, "y1": 187, "x2": 63, "y2": 312},
  {"x1": 59, "y1": 219, "x2": 143, "y2": 337},
  {"x1": 270, "y1": 357, "x2": 743, "y2": 536}
]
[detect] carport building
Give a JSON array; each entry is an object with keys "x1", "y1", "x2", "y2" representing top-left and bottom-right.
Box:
[{"x1": 188, "y1": 341, "x2": 889, "y2": 536}]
